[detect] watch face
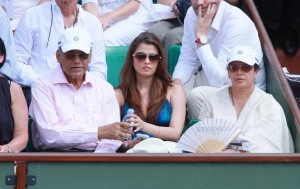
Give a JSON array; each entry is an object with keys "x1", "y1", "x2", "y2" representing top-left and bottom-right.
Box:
[{"x1": 200, "y1": 35, "x2": 208, "y2": 45}]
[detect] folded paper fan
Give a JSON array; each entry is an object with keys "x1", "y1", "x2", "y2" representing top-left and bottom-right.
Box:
[{"x1": 177, "y1": 118, "x2": 242, "y2": 153}]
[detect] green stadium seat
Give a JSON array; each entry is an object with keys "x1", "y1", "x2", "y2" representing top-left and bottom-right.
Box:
[
  {"x1": 26, "y1": 118, "x2": 36, "y2": 152},
  {"x1": 105, "y1": 46, "x2": 129, "y2": 87},
  {"x1": 168, "y1": 45, "x2": 181, "y2": 75}
]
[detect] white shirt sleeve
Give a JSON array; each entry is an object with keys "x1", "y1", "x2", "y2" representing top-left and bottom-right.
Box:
[
  {"x1": 14, "y1": 9, "x2": 39, "y2": 86},
  {"x1": 81, "y1": 0, "x2": 98, "y2": 4},
  {"x1": 196, "y1": 44, "x2": 229, "y2": 87},
  {"x1": 172, "y1": 9, "x2": 200, "y2": 84},
  {"x1": 0, "y1": 9, "x2": 17, "y2": 80},
  {"x1": 83, "y1": 9, "x2": 107, "y2": 80}
]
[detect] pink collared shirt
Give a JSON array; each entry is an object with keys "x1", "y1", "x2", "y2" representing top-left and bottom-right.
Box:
[{"x1": 29, "y1": 66, "x2": 122, "y2": 152}]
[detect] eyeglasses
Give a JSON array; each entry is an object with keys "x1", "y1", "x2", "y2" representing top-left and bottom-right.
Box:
[
  {"x1": 227, "y1": 64, "x2": 254, "y2": 72},
  {"x1": 132, "y1": 52, "x2": 161, "y2": 63},
  {"x1": 61, "y1": 51, "x2": 90, "y2": 60}
]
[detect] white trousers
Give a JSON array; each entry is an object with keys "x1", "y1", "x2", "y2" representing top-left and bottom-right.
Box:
[
  {"x1": 104, "y1": 19, "x2": 153, "y2": 46},
  {"x1": 184, "y1": 70, "x2": 225, "y2": 120}
]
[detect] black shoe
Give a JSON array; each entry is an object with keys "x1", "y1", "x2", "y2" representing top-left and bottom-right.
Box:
[{"x1": 282, "y1": 28, "x2": 299, "y2": 56}]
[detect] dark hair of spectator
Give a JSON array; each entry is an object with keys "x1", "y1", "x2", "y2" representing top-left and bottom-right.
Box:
[
  {"x1": 0, "y1": 37, "x2": 6, "y2": 68},
  {"x1": 118, "y1": 32, "x2": 172, "y2": 124}
]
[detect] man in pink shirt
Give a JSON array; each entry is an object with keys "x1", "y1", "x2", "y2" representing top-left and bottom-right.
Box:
[{"x1": 29, "y1": 27, "x2": 133, "y2": 152}]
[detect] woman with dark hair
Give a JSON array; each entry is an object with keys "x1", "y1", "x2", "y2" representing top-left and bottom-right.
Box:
[
  {"x1": 0, "y1": 37, "x2": 28, "y2": 153},
  {"x1": 115, "y1": 32, "x2": 186, "y2": 151},
  {"x1": 198, "y1": 45, "x2": 294, "y2": 153}
]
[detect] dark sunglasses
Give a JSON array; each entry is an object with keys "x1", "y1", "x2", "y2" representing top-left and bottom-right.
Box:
[
  {"x1": 61, "y1": 51, "x2": 90, "y2": 60},
  {"x1": 227, "y1": 63, "x2": 254, "y2": 72},
  {"x1": 132, "y1": 52, "x2": 161, "y2": 63}
]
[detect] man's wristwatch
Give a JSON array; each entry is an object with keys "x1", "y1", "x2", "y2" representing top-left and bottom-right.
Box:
[{"x1": 195, "y1": 35, "x2": 208, "y2": 45}]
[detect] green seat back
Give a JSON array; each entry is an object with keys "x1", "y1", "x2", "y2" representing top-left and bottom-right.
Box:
[
  {"x1": 168, "y1": 45, "x2": 181, "y2": 75},
  {"x1": 106, "y1": 46, "x2": 129, "y2": 87},
  {"x1": 264, "y1": 54, "x2": 300, "y2": 151},
  {"x1": 26, "y1": 118, "x2": 36, "y2": 152}
]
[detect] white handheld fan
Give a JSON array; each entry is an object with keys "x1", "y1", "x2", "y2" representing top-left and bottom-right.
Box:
[{"x1": 177, "y1": 118, "x2": 241, "y2": 153}]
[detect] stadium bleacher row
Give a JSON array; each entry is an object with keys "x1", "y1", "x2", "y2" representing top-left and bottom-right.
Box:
[{"x1": 25, "y1": 42, "x2": 300, "y2": 153}]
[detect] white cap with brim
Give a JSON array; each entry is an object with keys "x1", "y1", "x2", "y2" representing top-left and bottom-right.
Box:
[
  {"x1": 227, "y1": 45, "x2": 259, "y2": 66},
  {"x1": 126, "y1": 138, "x2": 182, "y2": 153},
  {"x1": 58, "y1": 27, "x2": 92, "y2": 54}
]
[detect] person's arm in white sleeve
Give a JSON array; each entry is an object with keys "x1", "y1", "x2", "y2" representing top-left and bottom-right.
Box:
[
  {"x1": 0, "y1": 9, "x2": 16, "y2": 80},
  {"x1": 87, "y1": 14, "x2": 107, "y2": 80},
  {"x1": 196, "y1": 44, "x2": 229, "y2": 87},
  {"x1": 99, "y1": 0, "x2": 141, "y2": 30},
  {"x1": 172, "y1": 9, "x2": 200, "y2": 84},
  {"x1": 82, "y1": 0, "x2": 100, "y2": 19},
  {"x1": 14, "y1": 10, "x2": 39, "y2": 86},
  {"x1": 196, "y1": 14, "x2": 261, "y2": 87},
  {"x1": 30, "y1": 79, "x2": 98, "y2": 149}
]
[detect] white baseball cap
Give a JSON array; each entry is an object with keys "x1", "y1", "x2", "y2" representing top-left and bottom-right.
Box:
[
  {"x1": 58, "y1": 27, "x2": 92, "y2": 54},
  {"x1": 227, "y1": 45, "x2": 259, "y2": 66}
]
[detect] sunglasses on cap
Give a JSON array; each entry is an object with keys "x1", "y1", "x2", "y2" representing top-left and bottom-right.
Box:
[
  {"x1": 132, "y1": 52, "x2": 161, "y2": 63},
  {"x1": 61, "y1": 51, "x2": 90, "y2": 60},
  {"x1": 227, "y1": 63, "x2": 254, "y2": 72}
]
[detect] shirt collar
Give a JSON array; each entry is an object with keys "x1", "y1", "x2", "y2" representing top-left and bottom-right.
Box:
[
  {"x1": 210, "y1": 1, "x2": 226, "y2": 32},
  {"x1": 52, "y1": 1, "x2": 85, "y2": 27},
  {"x1": 52, "y1": 66, "x2": 93, "y2": 87}
]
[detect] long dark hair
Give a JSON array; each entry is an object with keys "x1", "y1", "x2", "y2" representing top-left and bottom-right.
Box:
[
  {"x1": 118, "y1": 32, "x2": 172, "y2": 124},
  {"x1": 0, "y1": 38, "x2": 6, "y2": 68}
]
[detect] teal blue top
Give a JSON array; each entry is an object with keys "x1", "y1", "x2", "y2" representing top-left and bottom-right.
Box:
[{"x1": 121, "y1": 99, "x2": 172, "y2": 138}]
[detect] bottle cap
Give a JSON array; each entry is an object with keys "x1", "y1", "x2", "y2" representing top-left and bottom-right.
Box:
[{"x1": 127, "y1": 108, "x2": 134, "y2": 114}]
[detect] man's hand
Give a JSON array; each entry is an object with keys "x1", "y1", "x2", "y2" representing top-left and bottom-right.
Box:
[
  {"x1": 99, "y1": 15, "x2": 112, "y2": 30},
  {"x1": 0, "y1": 145, "x2": 9, "y2": 153},
  {"x1": 195, "y1": 2, "x2": 219, "y2": 37},
  {"x1": 98, "y1": 122, "x2": 134, "y2": 141}
]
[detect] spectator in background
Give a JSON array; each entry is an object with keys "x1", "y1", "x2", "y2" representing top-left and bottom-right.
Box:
[
  {"x1": 254, "y1": 0, "x2": 300, "y2": 56},
  {"x1": 172, "y1": 0, "x2": 266, "y2": 120},
  {"x1": 148, "y1": 0, "x2": 191, "y2": 61},
  {"x1": 82, "y1": 0, "x2": 154, "y2": 46},
  {"x1": 148, "y1": 0, "x2": 238, "y2": 61},
  {"x1": 115, "y1": 32, "x2": 186, "y2": 151},
  {"x1": 30, "y1": 28, "x2": 133, "y2": 152},
  {"x1": 0, "y1": 37, "x2": 28, "y2": 153},
  {"x1": 199, "y1": 45, "x2": 294, "y2": 153},
  {"x1": 0, "y1": 0, "x2": 52, "y2": 32},
  {"x1": 0, "y1": 7, "x2": 16, "y2": 81},
  {"x1": 13, "y1": 0, "x2": 106, "y2": 107}
]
